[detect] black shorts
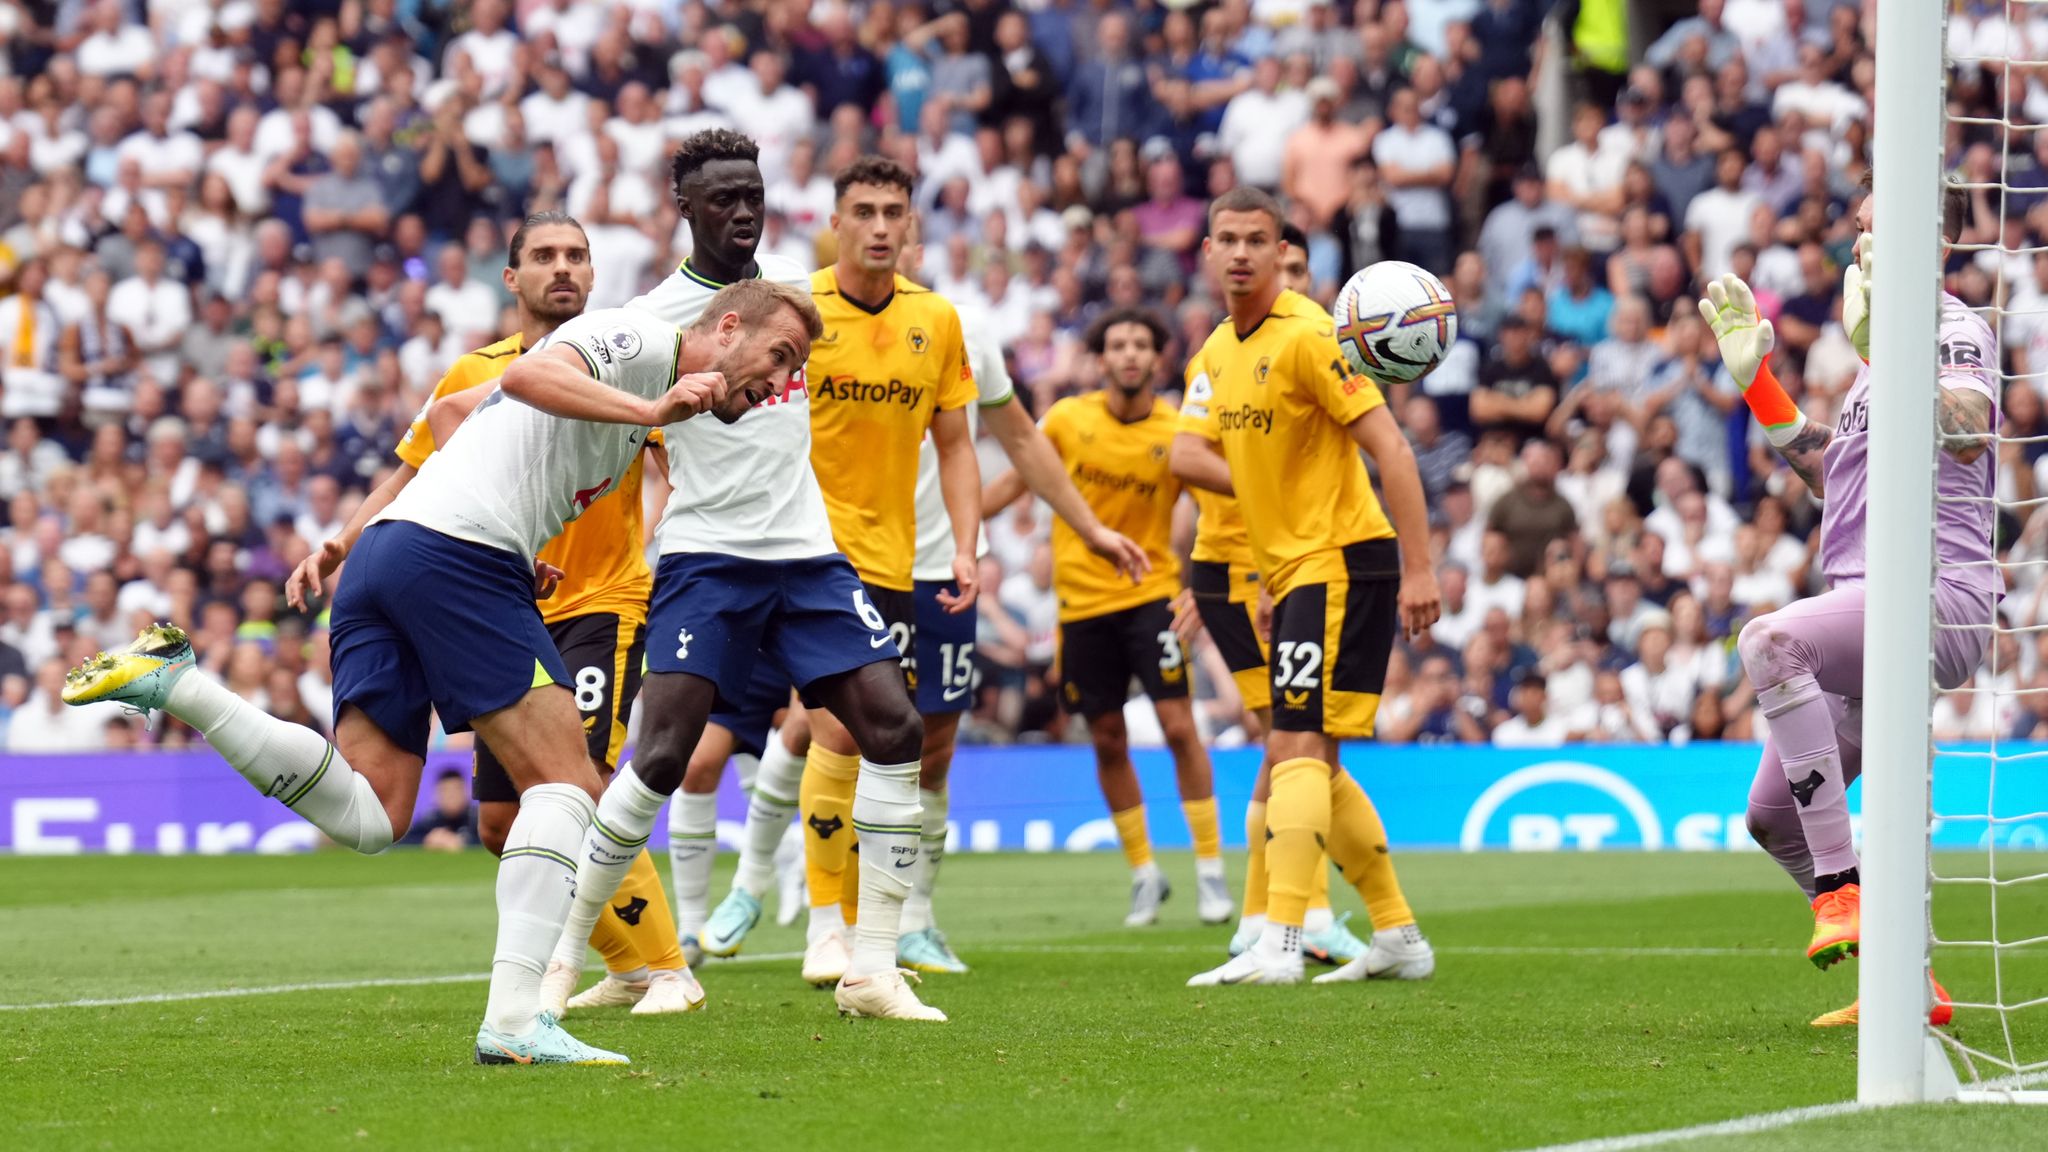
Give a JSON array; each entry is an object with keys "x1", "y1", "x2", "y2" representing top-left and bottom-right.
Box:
[
  {"x1": 1269, "y1": 540, "x2": 1399, "y2": 739},
  {"x1": 1191, "y1": 560, "x2": 1270, "y2": 712},
  {"x1": 1058, "y1": 598, "x2": 1190, "y2": 719},
  {"x1": 475, "y1": 613, "x2": 647, "y2": 803}
]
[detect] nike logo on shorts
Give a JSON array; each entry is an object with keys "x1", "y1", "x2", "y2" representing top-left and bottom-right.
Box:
[
  {"x1": 870, "y1": 634, "x2": 892, "y2": 648},
  {"x1": 942, "y1": 685, "x2": 969, "y2": 702}
]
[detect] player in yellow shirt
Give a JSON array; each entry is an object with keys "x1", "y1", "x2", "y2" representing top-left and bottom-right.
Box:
[
  {"x1": 795, "y1": 155, "x2": 983, "y2": 986},
  {"x1": 284, "y1": 212, "x2": 697, "y2": 1013},
  {"x1": 983, "y1": 308, "x2": 1229, "y2": 927},
  {"x1": 1172, "y1": 187, "x2": 1439, "y2": 987},
  {"x1": 1184, "y1": 223, "x2": 1362, "y2": 967}
]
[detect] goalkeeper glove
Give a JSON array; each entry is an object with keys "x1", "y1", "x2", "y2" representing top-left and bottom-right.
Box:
[
  {"x1": 1842, "y1": 233, "x2": 1872, "y2": 363},
  {"x1": 1699, "y1": 272, "x2": 1806, "y2": 446}
]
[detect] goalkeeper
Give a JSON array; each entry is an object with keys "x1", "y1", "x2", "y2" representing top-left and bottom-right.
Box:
[{"x1": 1701, "y1": 181, "x2": 1995, "y2": 1026}]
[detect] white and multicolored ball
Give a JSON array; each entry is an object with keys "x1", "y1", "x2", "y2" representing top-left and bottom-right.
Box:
[{"x1": 1330, "y1": 261, "x2": 1459, "y2": 385}]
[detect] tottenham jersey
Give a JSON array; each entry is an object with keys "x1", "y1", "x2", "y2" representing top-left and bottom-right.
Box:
[
  {"x1": 911, "y1": 305, "x2": 1012, "y2": 582},
  {"x1": 629, "y1": 255, "x2": 839, "y2": 561},
  {"x1": 375, "y1": 307, "x2": 682, "y2": 557}
]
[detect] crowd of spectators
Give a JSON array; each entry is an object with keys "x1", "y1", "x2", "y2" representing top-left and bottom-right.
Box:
[{"x1": 0, "y1": 0, "x2": 2038, "y2": 756}]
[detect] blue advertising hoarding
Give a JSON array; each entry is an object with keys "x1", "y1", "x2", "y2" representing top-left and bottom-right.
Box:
[{"x1": 3, "y1": 743, "x2": 2043, "y2": 854}]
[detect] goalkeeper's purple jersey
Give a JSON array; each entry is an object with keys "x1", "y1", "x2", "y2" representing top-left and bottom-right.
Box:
[{"x1": 1818, "y1": 293, "x2": 2000, "y2": 595}]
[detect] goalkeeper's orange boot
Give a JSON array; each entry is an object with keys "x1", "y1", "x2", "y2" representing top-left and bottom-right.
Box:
[
  {"x1": 1807, "y1": 884, "x2": 1861, "y2": 970},
  {"x1": 1811, "y1": 977, "x2": 1953, "y2": 1028}
]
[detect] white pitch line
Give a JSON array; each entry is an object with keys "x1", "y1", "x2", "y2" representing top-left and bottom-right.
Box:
[
  {"x1": 0, "y1": 942, "x2": 1791, "y2": 1012},
  {"x1": 1510, "y1": 1101, "x2": 1871, "y2": 1152},
  {"x1": 0, "y1": 952, "x2": 805, "y2": 1012}
]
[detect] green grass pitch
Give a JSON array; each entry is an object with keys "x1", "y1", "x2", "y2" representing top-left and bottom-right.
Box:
[{"x1": 4, "y1": 850, "x2": 2046, "y2": 1151}]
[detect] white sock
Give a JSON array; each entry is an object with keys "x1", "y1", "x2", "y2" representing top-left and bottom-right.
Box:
[
  {"x1": 807, "y1": 902, "x2": 846, "y2": 945},
  {"x1": 1135, "y1": 860, "x2": 1163, "y2": 882},
  {"x1": 668, "y1": 791, "x2": 718, "y2": 941},
  {"x1": 1304, "y1": 906, "x2": 1333, "y2": 933},
  {"x1": 1237, "y1": 912, "x2": 1269, "y2": 938},
  {"x1": 550, "y1": 763, "x2": 667, "y2": 970},
  {"x1": 484, "y1": 782, "x2": 594, "y2": 1036},
  {"x1": 1195, "y1": 856, "x2": 1225, "y2": 882},
  {"x1": 900, "y1": 786, "x2": 948, "y2": 936},
  {"x1": 849, "y1": 758, "x2": 922, "y2": 978},
  {"x1": 167, "y1": 670, "x2": 393, "y2": 853},
  {"x1": 732, "y1": 751, "x2": 761, "y2": 795},
  {"x1": 733, "y1": 734, "x2": 803, "y2": 898},
  {"x1": 1256, "y1": 919, "x2": 1303, "y2": 962}
]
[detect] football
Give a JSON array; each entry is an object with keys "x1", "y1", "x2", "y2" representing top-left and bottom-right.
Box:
[{"x1": 1330, "y1": 261, "x2": 1459, "y2": 385}]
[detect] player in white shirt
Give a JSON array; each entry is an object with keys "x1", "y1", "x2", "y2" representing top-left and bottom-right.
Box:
[
  {"x1": 60, "y1": 262, "x2": 780, "y2": 1065},
  {"x1": 539, "y1": 130, "x2": 950, "y2": 1022},
  {"x1": 701, "y1": 217, "x2": 1149, "y2": 975}
]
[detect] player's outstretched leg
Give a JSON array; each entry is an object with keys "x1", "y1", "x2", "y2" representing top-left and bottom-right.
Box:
[
  {"x1": 1314, "y1": 770, "x2": 1433, "y2": 983},
  {"x1": 1737, "y1": 591, "x2": 1865, "y2": 970},
  {"x1": 64, "y1": 625, "x2": 400, "y2": 852},
  {"x1": 706, "y1": 724, "x2": 807, "y2": 954}
]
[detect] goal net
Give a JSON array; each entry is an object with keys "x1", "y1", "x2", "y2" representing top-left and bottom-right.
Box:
[{"x1": 1865, "y1": 0, "x2": 2048, "y2": 1105}]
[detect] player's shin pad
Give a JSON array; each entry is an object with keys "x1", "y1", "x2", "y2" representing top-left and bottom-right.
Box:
[
  {"x1": 1326, "y1": 770, "x2": 1412, "y2": 929},
  {"x1": 850, "y1": 759, "x2": 922, "y2": 978},
  {"x1": 487, "y1": 782, "x2": 595, "y2": 1036},
  {"x1": 734, "y1": 736, "x2": 804, "y2": 898},
  {"x1": 1264, "y1": 758, "x2": 1333, "y2": 926},
  {"x1": 802, "y1": 745, "x2": 861, "y2": 908},
  {"x1": 668, "y1": 792, "x2": 718, "y2": 943},
  {"x1": 550, "y1": 766, "x2": 665, "y2": 971}
]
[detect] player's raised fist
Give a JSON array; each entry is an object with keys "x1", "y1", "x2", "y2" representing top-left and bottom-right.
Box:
[{"x1": 654, "y1": 372, "x2": 729, "y2": 423}]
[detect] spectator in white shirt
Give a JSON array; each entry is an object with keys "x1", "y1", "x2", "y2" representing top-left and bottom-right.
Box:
[
  {"x1": 1492, "y1": 671, "x2": 1573, "y2": 747},
  {"x1": 1469, "y1": 530, "x2": 1528, "y2": 623},
  {"x1": 105, "y1": 240, "x2": 191, "y2": 387},
  {"x1": 117, "y1": 91, "x2": 203, "y2": 190},
  {"x1": 421, "y1": 243, "x2": 500, "y2": 336},
  {"x1": 725, "y1": 52, "x2": 814, "y2": 188},
  {"x1": 519, "y1": 62, "x2": 591, "y2": 148},
  {"x1": 1432, "y1": 563, "x2": 1482, "y2": 649},
  {"x1": 1683, "y1": 149, "x2": 1761, "y2": 283},
  {"x1": 1372, "y1": 86, "x2": 1457, "y2": 274},
  {"x1": 444, "y1": 0, "x2": 520, "y2": 98},
  {"x1": 1219, "y1": 57, "x2": 1309, "y2": 191},
  {"x1": 1547, "y1": 102, "x2": 1629, "y2": 255},
  {"x1": 7, "y1": 659, "x2": 117, "y2": 751},
  {"x1": 75, "y1": 0, "x2": 158, "y2": 79},
  {"x1": 1622, "y1": 611, "x2": 1697, "y2": 737}
]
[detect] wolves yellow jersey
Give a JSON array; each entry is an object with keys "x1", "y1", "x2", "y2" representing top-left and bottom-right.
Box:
[
  {"x1": 1180, "y1": 290, "x2": 1394, "y2": 598},
  {"x1": 1181, "y1": 360, "x2": 1255, "y2": 583},
  {"x1": 1040, "y1": 391, "x2": 1184, "y2": 622},
  {"x1": 396, "y1": 331, "x2": 654, "y2": 626},
  {"x1": 807, "y1": 268, "x2": 976, "y2": 590}
]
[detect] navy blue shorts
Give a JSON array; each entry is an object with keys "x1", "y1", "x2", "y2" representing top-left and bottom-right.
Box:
[
  {"x1": 913, "y1": 579, "x2": 978, "y2": 714},
  {"x1": 329, "y1": 521, "x2": 569, "y2": 760},
  {"x1": 646, "y1": 552, "x2": 900, "y2": 709},
  {"x1": 707, "y1": 654, "x2": 790, "y2": 758}
]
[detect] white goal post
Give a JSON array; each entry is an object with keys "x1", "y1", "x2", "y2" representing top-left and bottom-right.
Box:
[{"x1": 1864, "y1": 0, "x2": 2048, "y2": 1106}]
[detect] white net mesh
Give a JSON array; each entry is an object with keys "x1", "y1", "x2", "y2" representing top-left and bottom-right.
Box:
[{"x1": 1929, "y1": 0, "x2": 2048, "y2": 1095}]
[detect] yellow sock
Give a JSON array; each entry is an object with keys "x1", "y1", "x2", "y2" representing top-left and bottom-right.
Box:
[
  {"x1": 1241, "y1": 800, "x2": 1268, "y2": 918},
  {"x1": 1311, "y1": 853, "x2": 1332, "y2": 911},
  {"x1": 1328, "y1": 769, "x2": 1415, "y2": 929},
  {"x1": 588, "y1": 850, "x2": 686, "y2": 973},
  {"x1": 1265, "y1": 757, "x2": 1332, "y2": 926},
  {"x1": 801, "y1": 745, "x2": 861, "y2": 910},
  {"x1": 1110, "y1": 804, "x2": 1153, "y2": 870},
  {"x1": 1182, "y1": 796, "x2": 1221, "y2": 861}
]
